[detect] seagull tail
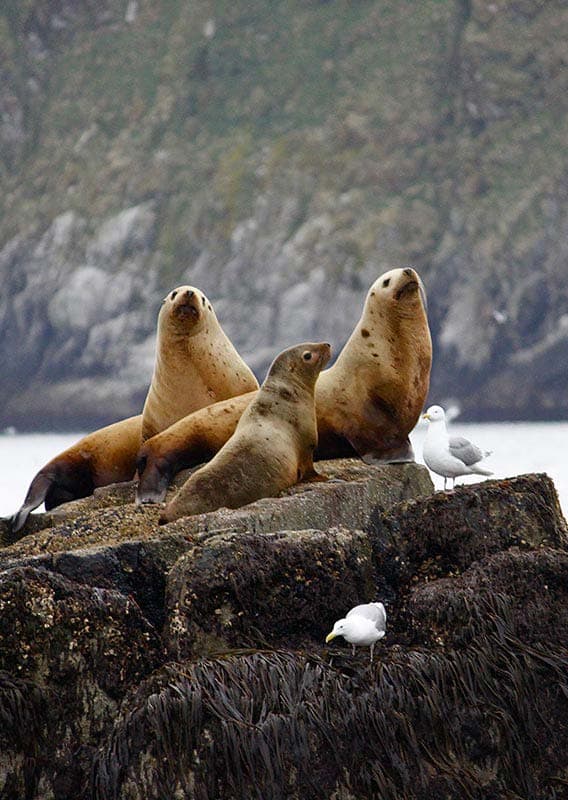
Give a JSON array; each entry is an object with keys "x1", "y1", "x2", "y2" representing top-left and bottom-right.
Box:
[{"x1": 471, "y1": 465, "x2": 493, "y2": 476}]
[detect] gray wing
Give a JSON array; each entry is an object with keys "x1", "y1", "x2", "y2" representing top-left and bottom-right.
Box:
[
  {"x1": 347, "y1": 602, "x2": 387, "y2": 631},
  {"x1": 449, "y1": 436, "x2": 484, "y2": 466}
]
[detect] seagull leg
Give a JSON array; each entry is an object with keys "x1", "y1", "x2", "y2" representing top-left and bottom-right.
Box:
[
  {"x1": 443, "y1": 477, "x2": 447, "y2": 490},
  {"x1": 351, "y1": 644, "x2": 356, "y2": 657},
  {"x1": 370, "y1": 643, "x2": 374, "y2": 664}
]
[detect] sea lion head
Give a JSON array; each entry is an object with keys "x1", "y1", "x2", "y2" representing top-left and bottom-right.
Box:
[
  {"x1": 158, "y1": 285, "x2": 214, "y2": 336},
  {"x1": 268, "y1": 341, "x2": 332, "y2": 390},
  {"x1": 366, "y1": 267, "x2": 427, "y2": 320}
]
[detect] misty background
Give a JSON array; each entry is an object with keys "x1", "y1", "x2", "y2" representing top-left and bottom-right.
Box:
[{"x1": 1, "y1": 0, "x2": 567, "y2": 432}]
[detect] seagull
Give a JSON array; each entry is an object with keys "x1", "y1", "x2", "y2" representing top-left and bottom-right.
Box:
[
  {"x1": 325, "y1": 602, "x2": 387, "y2": 662},
  {"x1": 422, "y1": 404, "x2": 493, "y2": 489}
]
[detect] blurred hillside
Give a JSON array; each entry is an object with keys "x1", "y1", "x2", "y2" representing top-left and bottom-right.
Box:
[{"x1": 1, "y1": 0, "x2": 567, "y2": 429}]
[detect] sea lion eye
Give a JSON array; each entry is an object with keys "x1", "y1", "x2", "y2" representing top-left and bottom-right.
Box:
[
  {"x1": 302, "y1": 351, "x2": 312, "y2": 361},
  {"x1": 382, "y1": 278, "x2": 390, "y2": 288},
  {"x1": 170, "y1": 290, "x2": 178, "y2": 300}
]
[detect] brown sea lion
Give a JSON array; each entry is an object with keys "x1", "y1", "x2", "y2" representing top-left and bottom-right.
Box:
[
  {"x1": 137, "y1": 267, "x2": 432, "y2": 504},
  {"x1": 10, "y1": 286, "x2": 258, "y2": 534},
  {"x1": 159, "y1": 341, "x2": 331, "y2": 524},
  {"x1": 142, "y1": 285, "x2": 258, "y2": 441},
  {"x1": 10, "y1": 414, "x2": 142, "y2": 533}
]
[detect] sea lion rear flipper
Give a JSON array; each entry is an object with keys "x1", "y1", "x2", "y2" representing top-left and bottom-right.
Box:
[
  {"x1": 360, "y1": 439, "x2": 416, "y2": 465},
  {"x1": 344, "y1": 424, "x2": 416, "y2": 465},
  {"x1": 10, "y1": 473, "x2": 53, "y2": 534}
]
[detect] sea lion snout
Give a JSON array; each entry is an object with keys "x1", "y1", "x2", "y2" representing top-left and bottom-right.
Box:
[{"x1": 173, "y1": 288, "x2": 201, "y2": 320}]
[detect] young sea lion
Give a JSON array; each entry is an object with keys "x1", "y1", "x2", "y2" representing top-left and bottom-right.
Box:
[
  {"x1": 10, "y1": 286, "x2": 258, "y2": 534},
  {"x1": 159, "y1": 341, "x2": 331, "y2": 524},
  {"x1": 137, "y1": 267, "x2": 431, "y2": 504}
]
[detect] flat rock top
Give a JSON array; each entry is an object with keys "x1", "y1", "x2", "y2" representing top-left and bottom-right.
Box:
[{"x1": 0, "y1": 460, "x2": 433, "y2": 563}]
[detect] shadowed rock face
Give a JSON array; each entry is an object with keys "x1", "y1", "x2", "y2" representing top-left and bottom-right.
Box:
[
  {"x1": 0, "y1": 461, "x2": 567, "y2": 797},
  {"x1": 0, "y1": 567, "x2": 161, "y2": 799}
]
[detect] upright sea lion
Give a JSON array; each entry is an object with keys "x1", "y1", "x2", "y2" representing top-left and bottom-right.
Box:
[
  {"x1": 10, "y1": 286, "x2": 258, "y2": 533},
  {"x1": 159, "y1": 341, "x2": 331, "y2": 524},
  {"x1": 137, "y1": 267, "x2": 432, "y2": 504},
  {"x1": 142, "y1": 285, "x2": 258, "y2": 441}
]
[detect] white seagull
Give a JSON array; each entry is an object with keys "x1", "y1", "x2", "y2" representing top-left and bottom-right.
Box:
[
  {"x1": 325, "y1": 602, "x2": 387, "y2": 662},
  {"x1": 422, "y1": 404, "x2": 493, "y2": 489}
]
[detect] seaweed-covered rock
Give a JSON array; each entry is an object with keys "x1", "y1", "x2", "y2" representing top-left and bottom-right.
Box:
[
  {"x1": 407, "y1": 547, "x2": 568, "y2": 649},
  {"x1": 0, "y1": 567, "x2": 161, "y2": 797},
  {"x1": 0, "y1": 672, "x2": 50, "y2": 800},
  {"x1": 371, "y1": 473, "x2": 566, "y2": 596},
  {"x1": 91, "y1": 643, "x2": 568, "y2": 800}
]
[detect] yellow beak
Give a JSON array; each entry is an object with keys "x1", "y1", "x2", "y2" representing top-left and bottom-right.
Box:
[
  {"x1": 325, "y1": 631, "x2": 336, "y2": 643},
  {"x1": 422, "y1": 413, "x2": 430, "y2": 420}
]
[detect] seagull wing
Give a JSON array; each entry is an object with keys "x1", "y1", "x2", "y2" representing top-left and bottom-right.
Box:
[
  {"x1": 449, "y1": 436, "x2": 484, "y2": 466},
  {"x1": 347, "y1": 602, "x2": 387, "y2": 631}
]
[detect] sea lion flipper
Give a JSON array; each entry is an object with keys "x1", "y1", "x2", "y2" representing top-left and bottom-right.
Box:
[
  {"x1": 360, "y1": 439, "x2": 416, "y2": 465},
  {"x1": 301, "y1": 467, "x2": 329, "y2": 483},
  {"x1": 10, "y1": 473, "x2": 53, "y2": 534},
  {"x1": 135, "y1": 459, "x2": 171, "y2": 505}
]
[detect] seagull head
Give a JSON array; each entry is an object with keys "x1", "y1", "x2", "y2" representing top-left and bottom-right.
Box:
[
  {"x1": 325, "y1": 618, "x2": 350, "y2": 643},
  {"x1": 422, "y1": 405, "x2": 446, "y2": 423}
]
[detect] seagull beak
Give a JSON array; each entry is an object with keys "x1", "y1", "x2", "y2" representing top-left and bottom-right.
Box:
[
  {"x1": 422, "y1": 413, "x2": 430, "y2": 420},
  {"x1": 325, "y1": 631, "x2": 336, "y2": 643}
]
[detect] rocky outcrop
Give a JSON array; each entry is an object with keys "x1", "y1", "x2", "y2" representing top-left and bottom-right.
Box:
[
  {"x1": 0, "y1": 461, "x2": 567, "y2": 798},
  {"x1": 1, "y1": 1, "x2": 568, "y2": 427}
]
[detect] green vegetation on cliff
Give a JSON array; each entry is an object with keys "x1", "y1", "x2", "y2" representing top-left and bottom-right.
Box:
[{"x1": 1, "y1": 0, "x2": 567, "y2": 425}]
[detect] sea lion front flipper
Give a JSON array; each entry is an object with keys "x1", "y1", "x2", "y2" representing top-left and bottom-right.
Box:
[
  {"x1": 135, "y1": 454, "x2": 172, "y2": 505},
  {"x1": 301, "y1": 468, "x2": 329, "y2": 483}
]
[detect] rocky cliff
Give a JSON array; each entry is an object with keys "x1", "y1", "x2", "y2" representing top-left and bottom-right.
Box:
[
  {"x1": 0, "y1": 461, "x2": 566, "y2": 798},
  {"x1": 1, "y1": 0, "x2": 568, "y2": 428}
]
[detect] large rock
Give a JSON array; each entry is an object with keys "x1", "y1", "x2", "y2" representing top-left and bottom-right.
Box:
[{"x1": 0, "y1": 463, "x2": 567, "y2": 798}]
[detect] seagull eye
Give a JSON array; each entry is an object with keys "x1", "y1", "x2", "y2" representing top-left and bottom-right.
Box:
[
  {"x1": 382, "y1": 278, "x2": 390, "y2": 288},
  {"x1": 302, "y1": 351, "x2": 312, "y2": 361}
]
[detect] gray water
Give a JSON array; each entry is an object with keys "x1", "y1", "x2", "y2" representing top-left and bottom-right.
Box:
[{"x1": 1, "y1": 421, "x2": 567, "y2": 519}]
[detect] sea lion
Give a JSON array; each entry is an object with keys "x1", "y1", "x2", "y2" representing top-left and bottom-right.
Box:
[
  {"x1": 137, "y1": 267, "x2": 432, "y2": 504},
  {"x1": 141, "y1": 285, "x2": 258, "y2": 441},
  {"x1": 159, "y1": 341, "x2": 331, "y2": 524},
  {"x1": 10, "y1": 414, "x2": 142, "y2": 533},
  {"x1": 10, "y1": 286, "x2": 258, "y2": 533}
]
